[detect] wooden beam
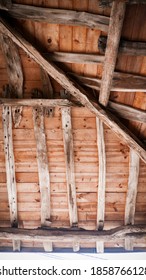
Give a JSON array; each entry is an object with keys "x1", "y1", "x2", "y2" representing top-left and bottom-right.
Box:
[
  {"x1": 43, "y1": 242, "x2": 53, "y2": 252},
  {"x1": 0, "y1": 98, "x2": 79, "y2": 107},
  {"x1": 0, "y1": 226, "x2": 146, "y2": 242},
  {"x1": 108, "y1": 101, "x2": 146, "y2": 123},
  {"x1": 0, "y1": 0, "x2": 12, "y2": 10},
  {"x1": 61, "y1": 107, "x2": 78, "y2": 227},
  {"x1": 41, "y1": 69, "x2": 54, "y2": 117},
  {"x1": 2, "y1": 106, "x2": 17, "y2": 228},
  {"x1": 3, "y1": 4, "x2": 109, "y2": 32},
  {"x1": 70, "y1": 72, "x2": 146, "y2": 93},
  {"x1": 125, "y1": 150, "x2": 140, "y2": 226},
  {"x1": 12, "y1": 239, "x2": 21, "y2": 252},
  {"x1": 1, "y1": 18, "x2": 146, "y2": 163},
  {"x1": 73, "y1": 240, "x2": 80, "y2": 252},
  {"x1": 99, "y1": 1, "x2": 126, "y2": 106},
  {"x1": 33, "y1": 107, "x2": 51, "y2": 227},
  {"x1": 124, "y1": 238, "x2": 134, "y2": 251},
  {"x1": 0, "y1": 33, "x2": 23, "y2": 128},
  {"x1": 99, "y1": 0, "x2": 146, "y2": 7},
  {"x1": 45, "y1": 52, "x2": 104, "y2": 64},
  {"x1": 99, "y1": 36, "x2": 146, "y2": 56},
  {"x1": 96, "y1": 119, "x2": 106, "y2": 231},
  {"x1": 96, "y1": 242, "x2": 104, "y2": 253}
]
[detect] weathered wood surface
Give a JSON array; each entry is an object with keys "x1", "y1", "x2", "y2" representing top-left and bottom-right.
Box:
[
  {"x1": 96, "y1": 241, "x2": 104, "y2": 253},
  {"x1": 12, "y1": 239, "x2": 21, "y2": 252},
  {"x1": 62, "y1": 107, "x2": 78, "y2": 227},
  {"x1": 0, "y1": 34, "x2": 23, "y2": 128},
  {"x1": 1, "y1": 18, "x2": 146, "y2": 163},
  {"x1": 70, "y1": 72, "x2": 146, "y2": 92},
  {"x1": 99, "y1": 1, "x2": 126, "y2": 106},
  {"x1": 0, "y1": 98, "x2": 79, "y2": 107},
  {"x1": 99, "y1": 36, "x2": 146, "y2": 56},
  {"x1": 43, "y1": 242, "x2": 53, "y2": 252},
  {"x1": 124, "y1": 238, "x2": 134, "y2": 251},
  {"x1": 125, "y1": 150, "x2": 140, "y2": 226},
  {"x1": 108, "y1": 101, "x2": 146, "y2": 123},
  {"x1": 73, "y1": 240, "x2": 80, "y2": 252},
  {"x1": 41, "y1": 69, "x2": 54, "y2": 117},
  {"x1": 0, "y1": 226, "x2": 146, "y2": 242},
  {"x1": 96, "y1": 119, "x2": 106, "y2": 231},
  {"x1": 99, "y1": 0, "x2": 146, "y2": 7},
  {"x1": 2, "y1": 106, "x2": 17, "y2": 228},
  {"x1": 3, "y1": 4, "x2": 109, "y2": 32},
  {"x1": 33, "y1": 107, "x2": 51, "y2": 227},
  {"x1": 0, "y1": 0, "x2": 12, "y2": 10},
  {"x1": 45, "y1": 52, "x2": 104, "y2": 64}
]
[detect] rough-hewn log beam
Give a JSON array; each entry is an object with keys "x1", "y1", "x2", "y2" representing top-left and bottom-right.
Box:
[
  {"x1": 125, "y1": 150, "x2": 140, "y2": 226},
  {"x1": 45, "y1": 52, "x2": 104, "y2": 64},
  {"x1": 33, "y1": 107, "x2": 51, "y2": 227},
  {"x1": 0, "y1": 226, "x2": 146, "y2": 242},
  {"x1": 1, "y1": 18, "x2": 146, "y2": 163},
  {"x1": 96, "y1": 119, "x2": 106, "y2": 231},
  {"x1": 0, "y1": 98, "x2": 79, "y2": 107},
  {"x1": 2, "y1": 4, "x2": 109, "y2": 32},
  {"x1": 2, "y1": 106, "x2": 17, "y2": 228},
  {"x1": 99, "y1": 1, "x2": 126, "y2": 106},
  {"x1": 99, "y1": 36, "x2": 146, "y2": 56},
  {"x1": 99, "y1": 0, "x2": 146, "y2": 7},
  {"x1": 62, "y1": 107, "x2": 78, "y2": 227}
]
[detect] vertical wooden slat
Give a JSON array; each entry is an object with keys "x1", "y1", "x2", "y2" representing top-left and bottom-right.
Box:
[
  {"x1": 2, "y1": 106, "x2": 17, "y2": 227},
  {"x1": 96, "y1": 241, "x2": 104, "y2": 253},
  {"x1": 12, "y1": 239, "x2": 21, "y2": 251},
  {"x1": 96, "y1": 118, "x2": 106, "y2": 230},
  {"x1": 99, "y1": 1, "x2": 126, "y2": 106},
  {"x1": 33, "y1": 106, "x2": 51, "y2": 227},
  {"x1": 43, "y1": 241, "x2": 53, "y2": 252},
  {"x1": 73, "y1": 240, "x2": 80, "y2": 252},
  {"x1": 61, "y1": 107, "x2": 78, "y2": 227}
]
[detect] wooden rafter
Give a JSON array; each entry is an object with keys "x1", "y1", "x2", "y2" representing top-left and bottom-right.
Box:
[
  {"x1": 99, "y1": 1, "x2": 126, "y2": 106},
  {"x1": 99, "y1": 0, "x2": 146, "y2": 7},
  {"x1": 125, "y1": 150, "x2": 140, "y2": 226},
  {"x1": 0, "y1": 98, "x2": 79, "y2": 107},
  {"x1": 0, "y1": 226, "x2": 146, "y2": 242},
  {"x1": 96, "y1": 119, "x2": 106, "y2": 231},
  {"x1": 0, "y1": 18, "x2": 146, "y2": 163},
  {"x1": 1, "y1": 4, "x2": 109, "y2": 32},
  {"x1": 61, "y1": 106, "x2": 78, "y2": 227},
  {"x1": 33, "y1": 106, "x2": 51, "y2": 227},
  {"x1": 45, "y1": 52, "x2": 104, "y2": 64}
]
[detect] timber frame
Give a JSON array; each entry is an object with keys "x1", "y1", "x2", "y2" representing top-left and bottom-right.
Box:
[{"x1": 0, "y1": 0, "x2": 146, "y2": 253}]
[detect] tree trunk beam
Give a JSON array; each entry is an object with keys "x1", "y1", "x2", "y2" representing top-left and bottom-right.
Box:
[
  {"x1": 0, "y1": 226, "x2": 146, "y2": 242},
  {"x1": 1, "y1": 4, "x2": 109, "y2": 32},
  {"x1": 1, "y1": 18, "x2": 146, "y2": 163},
  {"x1": 99, "y1": 1, "x2": 126, "y2": 106},
  {"x1": 45, "y1": 52, "x2": 104, "y2": 64},
  {"x1": 0, "y1": 98, "x2": 79, "y2": 107}
]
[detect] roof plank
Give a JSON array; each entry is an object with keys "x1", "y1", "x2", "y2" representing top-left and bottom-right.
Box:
[
  {"x1": 99, "y1": 1, "x2": 126, "y2": 106},
  {"x1": 1, "y1": 17, "x2": 146, "y2": 163}
]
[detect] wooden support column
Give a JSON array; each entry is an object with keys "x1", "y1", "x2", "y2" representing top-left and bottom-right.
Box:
[
  {"x1": 125, "y1": 150, "x2": 140, "y2": 226},
  {"x1": 12, "y1": 239, "x2": 21, "y2": 251},
  {"x1": 1, "y1": 18, "x2": 146, "y2": 163},
  {"x1": 41, "y1": 69, "x2": 54, "y2": 117},
  {"x1": 61, "y1": 103, "x2": 78, "y2": 227},
  {"x1": 2, "y1": 106, "x2": 17, "y2": 227},
  {"x1": 96, "y1": 242, "x2": 104, "y2": 253},
  {"x1": 99, "y1": 1, "x2": 126, "y2": 106},
  {"x1": 43, "y1": 242, "x2": 53, "y2": 252},
  {"x1": 96, "y1": 118, "x2": 106, "y2": 231},
  {"x1": 33, "y1": 106, "x2": 51, "y2": 227}
]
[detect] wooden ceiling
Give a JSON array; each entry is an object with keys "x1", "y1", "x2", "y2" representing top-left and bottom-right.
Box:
[{"x1": 0, "y1": 0, "x2": 146, "y2": 253}]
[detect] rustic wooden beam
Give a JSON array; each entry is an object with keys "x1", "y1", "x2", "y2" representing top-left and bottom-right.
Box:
[
  {"x1": 45, "y1": 52, "x2": 104, "y2": 64},
  {"x1": 70, "y1": 72, "x2": 146, "y2": 93},
  {"x1": 33, "y1": 107, "x2": 51, "y2": 227},
  {"x1": 96, "y1": 119, "x2": 106, "y2": 231},
  {"x1": 12, "y1": 239, "x2": 21, "y2": 252},
  {"x1": 99, "y1": 0, "x2": 146, "y2": 7},
  {"x1": 41, "y1": 69, "x2": 54, "y2": 117},
  {"x1": 108, "y1": 101, "x2": 146, "y2": 123},
  {"x1": 3, "y1": 4, "x2": 109, "y2": 32},
  {"x1": 0, "y1": 33, "x2": 23, "y2": 128},
  {"x1": 0, "y1": 226, "x2": 146, "y2": 242},
  {"x1": 0, "y1": 0, "x2": 12, "y2": 10},
  {"x1": 99, "y1": 1, "x2": 126, "y2": 106},
  {"x1": 125, "y1": 150, "x2": 140, "y2": 226},
  {"x1": 61, "y1": 106, "x2": 78, "y2": 227},
  {"x1": 1, "y1": 18, "x2": 146, "y2": 163},
  {"x1": 99, "y1": 36, "x2": 146, "y2": 56},
  {"x1": 2, "y1": 106, "x2": 17, "y2": 228},
  {"x1": 0, "y1": 98, "x2": 79, "y2": 107}
]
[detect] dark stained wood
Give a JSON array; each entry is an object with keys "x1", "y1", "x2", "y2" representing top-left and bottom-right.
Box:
[
  {"x1": 99, "y1": 1, "x2": 126, "y2": 106},
  {"x1": 0, "y1": 226, "x2": 146, "y2": 242},
  {"x1": 99, "y1": 0, "x2": 146, "y2": 7},
  {"x1": 3, "y1": 4, "x2": 109, "y2": 32},
  {"x1": 0, "y1": 0, "x2": 12, "y2": 10},
  {"x1": 0, "y1": 98, "x2": 79, "y2": 107},
  {"x1": 1, "y1": 18, "x2": 146, "y2": 163},
  {"x1": 99, "y1": 36, "x2": 146, "y2": 56}
]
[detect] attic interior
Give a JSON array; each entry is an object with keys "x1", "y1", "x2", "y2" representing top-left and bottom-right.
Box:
[{"x1": 0, "y1": 0, "x2": 146, "y2": 254}]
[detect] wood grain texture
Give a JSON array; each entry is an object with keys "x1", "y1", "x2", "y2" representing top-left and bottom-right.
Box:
[
  {"x1": 45, "y1": 52, "x2": 104, "y2": 64},
  {"x1": 2, "y1": 106, "x2": 17, "y2": 227},
  {"x1": 4, "y1": 4, "x2": 109, "y2": 32},
  {"x1": 0, "y1": 98, "x2": 79, "y2": 107},
  {"x1": 61, "y1": 107, "x2": 78, "y2": 226},
  {"x1": 33, "y1": 107, "x2": 51, "y2": 226},
  {"x1": 1, "y1": 18, "x2": 146, "y2": 163},
  {"x1": 125, "y1": 150, "x2": 140, "y2": 225},
  {"x1": 96, "y1": 119, "x2": 106, "y2": 230},
  {"x1": 99, "y1": 1, "x2": 126, "y2": 106},
  {"x1": 0, "y1": 225, "x2": 146, "y2": 242}
]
